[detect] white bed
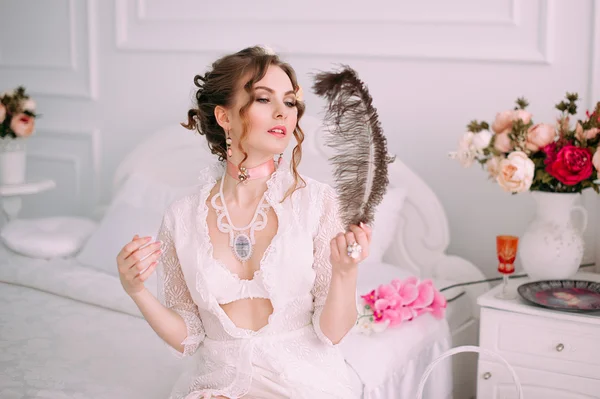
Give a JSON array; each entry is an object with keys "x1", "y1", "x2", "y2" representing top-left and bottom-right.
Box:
[{"x1": 0, "y1": 115, "x2": 489, "y2": 399}]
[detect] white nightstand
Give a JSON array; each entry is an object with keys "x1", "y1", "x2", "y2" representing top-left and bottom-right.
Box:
[
  {"x1": 476, "y1": 271, "x2": 600, "y2": 398},
  {"x1": 0, "y1": 178, "x2": 56, "y2": 221}
]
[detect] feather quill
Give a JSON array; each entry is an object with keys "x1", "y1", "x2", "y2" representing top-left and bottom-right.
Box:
[{"x1": 312, "y1": 66, "x2": 395, "y2": 228}]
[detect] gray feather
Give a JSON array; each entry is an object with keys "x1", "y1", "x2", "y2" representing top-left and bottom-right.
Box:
[{"x1": 312, "y1": 66, "x2": 395, "y2": 228}]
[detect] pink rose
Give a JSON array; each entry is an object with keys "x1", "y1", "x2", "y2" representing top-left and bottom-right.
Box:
[
  {"x1": 492, "y1": 110, "x2": 532, "y2": 134},
  {"x1": 526, "y1": 123, "x2": 556, "y2": 152},
  {"x1": 514, "y1": 109, "x2": 532, "y2": 124},
  {"x1": 493, "y1": 132, "x2": 513, "y2": 153},
  {"x1": 0, "y1": 103, "x2": 6, "y2": 123},
  {"x1": 497, "y1": 151, "x2": 535, "y2": 193},
  {"x1": 10, "y1": 113, "x2": 35, "y2": 137},
  {"x1": 492, "y1": 111, "x2": 515, "y2": 134},
  {"x1": 593, "y1": 148, "x2": 600, "y2": 172},
  {"x1": 546, "y1": 145, "x2": 593, "y2": 185},
  {"x1": 575, "y1": 122, "x2": 600, "y2": 141}
]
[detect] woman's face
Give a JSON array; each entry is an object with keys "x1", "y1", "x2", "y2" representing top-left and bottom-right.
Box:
[{"x1": 228, "y1": 65, "x2": 298, "y2": 162}]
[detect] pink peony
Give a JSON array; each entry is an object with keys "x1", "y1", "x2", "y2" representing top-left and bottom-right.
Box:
[
  {"x1": 10, "y1": 113, "x2": 35, "y2": 137},
  {"x1": 491, "y1": 111, "x2": 514, "y2": 134},
  {"x1": 575, "y1": 122, "x2": 600, "y2": 141},
  {"x1": 593, "y1": 148, "x2": 600, "y2": 172},
  {"x1": 492, "y1": 110, "x2": 532, "y2": 134},
  {"x1": 526, "y1": 123, "x2": 556, "y2": 152},
  {"x1": 514, "y1": 109, "x2": 532, "y2": 124},
  {"x1": 493, "y1": 132, "x2": 513, "y2": 153},
  {"x1": 546, "y1": 145, "x2": 593, "y2": 185}
]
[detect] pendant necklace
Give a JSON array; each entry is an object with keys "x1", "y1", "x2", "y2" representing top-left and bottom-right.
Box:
[{"x1": 210, "y1": 159, "x2": 275, "y2": 262}]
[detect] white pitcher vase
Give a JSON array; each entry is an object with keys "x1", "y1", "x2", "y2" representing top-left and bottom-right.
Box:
[
  {"x1": 518, "y1": 191, "x2": 587, "y2": 281},
  {"x1": 0, "y1": 137, "x2": 26, "y2": 185}
]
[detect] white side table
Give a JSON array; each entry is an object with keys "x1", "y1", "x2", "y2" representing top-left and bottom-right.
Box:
[
  {"x1": 476, "y1": 272, "x2": 600, "y2": 398},
  {"x1": 0, "y1": 178, "x2": 56, "y2": 221}
]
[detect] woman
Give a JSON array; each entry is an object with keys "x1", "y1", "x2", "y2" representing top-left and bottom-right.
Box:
[{"x1": 116, "y1": 46, "x2": 371, "y2": 399}]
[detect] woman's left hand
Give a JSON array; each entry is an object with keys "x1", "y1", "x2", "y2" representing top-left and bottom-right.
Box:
[{"x1": 330, "y1": 222, "x2": 372, "y2": 274}]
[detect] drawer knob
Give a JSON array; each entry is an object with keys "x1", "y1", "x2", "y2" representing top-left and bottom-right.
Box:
[
  {"x1": 556, "y1": 343, "x2": 565, "y2": 352},
  {"x1": 483, "y1": 372, "x2": 492, "y2": 380}
]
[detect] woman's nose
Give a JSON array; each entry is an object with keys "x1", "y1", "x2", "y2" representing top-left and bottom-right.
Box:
[{"x1": 274, "y1": 102, "x2": 287, "y2": 119}]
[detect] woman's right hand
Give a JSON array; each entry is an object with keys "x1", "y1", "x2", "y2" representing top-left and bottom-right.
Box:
[{"x1": 116, "y1": 235, "x2": 162, "y2": 297}]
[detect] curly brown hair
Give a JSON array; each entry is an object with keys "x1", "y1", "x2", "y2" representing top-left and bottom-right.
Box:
[{"x1": 181, "y1": 46, "x2": 306, "y2": 201}]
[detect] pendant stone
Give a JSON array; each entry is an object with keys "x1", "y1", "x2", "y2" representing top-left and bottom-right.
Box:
[{"x1": 233, "y1": 233, "x2": 253, "y2": 262}]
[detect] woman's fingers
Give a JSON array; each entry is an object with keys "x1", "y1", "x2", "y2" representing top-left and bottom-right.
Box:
[
  {"x1": 127, "y1": 241, "x2": 162, "y2": 270},
  {"x1": 349, "y1": 225, "x2": 369, "y2": 258},
  {"x1": 117, "y1": 236, "x2": 151, "y2": 263},
  {"x1": 136, "y1": 261, "x2": 158, "y2": 282},
  {"x1": 128, "y1": 247, "x2": 162, "y2": 277},
  {"x1": 360, "y1": 222, "x2": 373, "y2": 243}
]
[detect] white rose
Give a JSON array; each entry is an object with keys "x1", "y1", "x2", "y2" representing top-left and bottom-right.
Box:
[
  {"x1": 496, "y1": 151, "x2": 535, "y2": 193},
  {"x1": 22, "y1": 98, "x2": 36, "y2": 112},
  {"x1": 450, "y1": 132, "x2": 476, "y2": 167},
  {"x1": 472, "y1": 130, "x2": 493, "y2": 152}
]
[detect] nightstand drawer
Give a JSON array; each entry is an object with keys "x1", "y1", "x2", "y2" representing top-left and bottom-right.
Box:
[
  {"x1": 477, "y1": 360, "x2": 600, "y2": 399},
  {"x1": 479, "y1": 307, "x2": 600, "y2": 380}
]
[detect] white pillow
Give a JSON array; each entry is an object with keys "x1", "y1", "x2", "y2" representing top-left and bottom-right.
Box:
[
  {"x1": 1, "y1": 216, "x2": 98, "y2": 259},
  {"x1": 367, "y1": 186, "x2": 407, "y2": 263},
  {"x1": 76, "y1": 173, "x2": 199, "y2": 276}
]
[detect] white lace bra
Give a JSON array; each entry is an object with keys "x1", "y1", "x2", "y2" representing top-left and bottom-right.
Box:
[{"x1": 205, "y1": 262, "x2": 270, "y2": 305}]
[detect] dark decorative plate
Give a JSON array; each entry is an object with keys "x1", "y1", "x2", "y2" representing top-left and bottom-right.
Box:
[{"x1": 517, "y1": 280, "x2": 600, "y2": 312}]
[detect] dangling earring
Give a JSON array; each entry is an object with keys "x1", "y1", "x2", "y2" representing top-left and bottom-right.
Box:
[
  {"x1": 226, "y1": 130, "x2": 233, "y2": 157},
  {"x1": 277, "y1": 153, "x2": 284, "y2": 168}
]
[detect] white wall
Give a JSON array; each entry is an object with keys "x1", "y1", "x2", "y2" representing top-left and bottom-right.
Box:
[{"x1": 1, "y1": 0, "x2": 599, "y2": 278}]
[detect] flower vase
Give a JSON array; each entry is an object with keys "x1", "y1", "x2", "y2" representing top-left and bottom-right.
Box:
[
  {"x1": 518, "y1": 191, "x2": 587, "y2": 281},
  {"x1": 0, "y1": 137, "x2": 27, "y2": 185}
]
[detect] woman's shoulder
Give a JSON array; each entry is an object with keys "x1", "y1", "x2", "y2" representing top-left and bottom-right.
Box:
[
  {"x1": 163, "y1": 191, "x2": 203, "y2": 225},
  {"x1": 299, "y1": 174, "x2": 336, "y2": 199}
]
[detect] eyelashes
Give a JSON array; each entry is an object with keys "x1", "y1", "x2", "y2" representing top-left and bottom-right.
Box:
[{"x1": 256, "y1": 97, "x2": 297, "y2": 107}]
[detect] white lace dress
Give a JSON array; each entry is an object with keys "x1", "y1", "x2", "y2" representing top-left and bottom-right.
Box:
[{"x1": 156, "y1": 162, "x2": 358, "y2": 399}]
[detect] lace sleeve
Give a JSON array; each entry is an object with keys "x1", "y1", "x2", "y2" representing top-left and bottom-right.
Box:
[
  {"x1": 311, "y1": 184, "x2": 351, "y2": 346},
  {"x1": 157, "y1": 208, "x2": 205, "y2": 358}
]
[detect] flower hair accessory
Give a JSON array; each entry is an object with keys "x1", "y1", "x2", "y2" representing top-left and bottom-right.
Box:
[{"x1": 355, "y1": 277, "x2": 447, "y2": 335}]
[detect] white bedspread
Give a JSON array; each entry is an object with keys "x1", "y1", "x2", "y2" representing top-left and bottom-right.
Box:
[{"x1": 0, "y1": 247, "x2": 463, "y2": 399}]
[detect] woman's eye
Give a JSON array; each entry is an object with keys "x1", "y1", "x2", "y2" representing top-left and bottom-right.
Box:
[
  {"x1": 285, "y1": 101, "x2": 297, "y2": 107},
  {"x1": 256, "y1": 98, "x2": 269, "y2": 103}
]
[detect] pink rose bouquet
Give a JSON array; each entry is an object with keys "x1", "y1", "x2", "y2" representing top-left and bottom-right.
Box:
[
  {"x1": 450, "y1": 93, "x2": 600, "y2": 194},
  {"x1": 0, "y1": 86, "x2": 38, "y2": 139},
  {"x1": 355, "y1": 277, "x2": 447, "y2": 335}
]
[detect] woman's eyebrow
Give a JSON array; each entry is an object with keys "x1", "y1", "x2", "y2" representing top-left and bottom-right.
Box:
[{"x1": 254, "y1": 86, "x2": 295, "y2": 96}]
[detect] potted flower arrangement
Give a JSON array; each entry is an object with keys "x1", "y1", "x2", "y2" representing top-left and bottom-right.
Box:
[
  {"x1": 0, "y1": 86, "x2": 38, "y2": 185},
  {"x1": 450, "y1": 93, "x2": 600, "y2": 280}
]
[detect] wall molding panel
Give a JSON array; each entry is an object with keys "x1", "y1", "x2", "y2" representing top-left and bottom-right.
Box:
[
  {"x1": 0, "y1": 0, "x2": 97, "y2": 99},
  {"x1": 26, "y1": 129, "x2": 101, "y2": 214},
  {"x1": 116, "y1": 0, "x2": 551, "y2": 64}
]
